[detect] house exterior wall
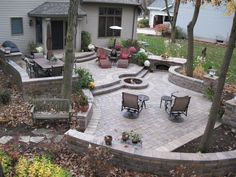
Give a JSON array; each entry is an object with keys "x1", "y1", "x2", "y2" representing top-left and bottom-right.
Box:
[
  {"x1": 0, "y1": 1, "x2": 138, "y2": 53},
  {"x1": 81, "y1": 4, "x2": 138, "y2": 47},
  {"x1": 0, "y1": 0, "x2": 69, "y2": 53},
  {"x1": 176, "y1": 3, "x2": 233, "y2": 43},
  {"x1": 148, "y1": 2, "x2": 233, "y2": 43}
]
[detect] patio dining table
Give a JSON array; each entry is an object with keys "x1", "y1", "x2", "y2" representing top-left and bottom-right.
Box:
[{"x1": 33, "y1": 58, "x2": 64, "y2": 70}]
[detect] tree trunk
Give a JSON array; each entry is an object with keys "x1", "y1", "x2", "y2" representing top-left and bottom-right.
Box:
[
  {"x1": 186, "y1": 0, "x2": 201, "y2": 77},
  {"x1": 164, "y1": 0, "x2": 180, "y2": 43},
  {"x1": 199, "y1": 11, "x2": 236, "y2": 152},
  {"x1": 171, "y1": 0, "x2": 180, "y2": 43},
  {"x1": 61, "y1": 0, "x2": 79, "y2": 99}
]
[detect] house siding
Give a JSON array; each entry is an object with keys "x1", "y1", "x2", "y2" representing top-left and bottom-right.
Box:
[
  {"x1": 82, "y1": 4, "x2": 138, "y2": 47},
  {"x1": 0, "y1": 1, "x2": 138, "y2": 53},
  {"x1": 176, "y1": 3, "x2": 233, "y2": 43},
  {"x1": 148, "y1": 2, "x2": 233, "y2": 43},
  {"x1": 0, "y1": 0, "x2": 69, "y2": 53}
]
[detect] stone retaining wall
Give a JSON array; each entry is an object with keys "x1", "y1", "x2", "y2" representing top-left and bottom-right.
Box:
[
  {"x1": 76, "y1": 89, "x2": 94, "y2": 132},
  {"x1": 0, "y1": 55, "x2": 79, "y2": 99},
  {"x1": 65, "y1": 129, "x2": 236, "y2": 176},
  {"x1": 168, "y1": 66, "x2": 218, "y2": 93},
  {"x1": 222, "y1": 98, "x2": 236, "y2": 128}
]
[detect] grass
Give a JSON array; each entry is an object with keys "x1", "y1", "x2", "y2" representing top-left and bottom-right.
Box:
[{"x1": 137, "y1": 34, "x2": 236, "y2": 84}]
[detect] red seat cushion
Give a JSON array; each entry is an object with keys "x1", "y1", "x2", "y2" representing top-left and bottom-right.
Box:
[
  {"x1": 120, "y1": 53, "x2": 129, "y2": 59},
  {"x1": 99, "y1": 54, "x2": 107, "y2": 59}
]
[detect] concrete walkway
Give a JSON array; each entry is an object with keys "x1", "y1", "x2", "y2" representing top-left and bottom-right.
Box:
[{"x1": 78, "y1": 60, "x2": 214, "y2": 152}]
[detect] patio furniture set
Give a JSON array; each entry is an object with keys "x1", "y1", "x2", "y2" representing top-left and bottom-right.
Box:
[
  {"x1": 96, "y1": 48, "x2": 135, "y2": 69},
  {"x1": 24, "y1": 52, "x2": 64, "y2": 78},
  {"x1": 121, "y1": 91, "x2": 191, "y2": 120}
]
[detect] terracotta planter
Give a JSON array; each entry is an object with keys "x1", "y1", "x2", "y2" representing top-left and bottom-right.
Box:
[
  {"x1": 80, "y1": 105, "x2": 89, "y2": 112},
  {"x1": 104, "y1": 135, "x2": 112, "y2": 145},
  {"x1": 122, "y1": 133, "x2": 129, "y2": 142}
]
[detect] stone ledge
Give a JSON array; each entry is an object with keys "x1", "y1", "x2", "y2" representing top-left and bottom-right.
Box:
[
  {"x1": 65, "y1": 129, "x2": 236, "y2": 176},
  {"x1": 168, "y1": 66, "x2": 218, "y2": 93}
]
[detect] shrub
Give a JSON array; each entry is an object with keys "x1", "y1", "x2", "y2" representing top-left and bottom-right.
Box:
[
  {"x1": 203, "y1": 87, "x2": 215, "y2": 101},
  {"x1": 0, "y1": 151, "x2": 12, "y2": 176},
  {"x1": 27, "y1": 41, "x2": 37, "y2": 54},
  {"x1": 121, "y1": 39, "x2": 140, "y2": 50},
  {"x1": 176, "y1": 26, "x2": 187, "y2": 39},
  {"x1": 155, "y1": 24, "x2": 170, "y2": 34},
  {"x1": 81, "y1": 31, "x2": 91, "y2": 52},
  {"x1": 193, "y1": 64, "x2": 205, "y2": 79},
  {"x1": 0, "y1": 90, "x2": 11, "y2": 105},
  {"x1": 138, "y1": 19, "x2": 149, "y2": 28},
  {"x1": 74, "y1": 67, "x2": 94, "y2": 89},
  {"x1": 134, "y1": 51, "x2": 148, "y2": 66},
  {"x1": 15, "y1": 156, "x2": 71, "y2": 177}
]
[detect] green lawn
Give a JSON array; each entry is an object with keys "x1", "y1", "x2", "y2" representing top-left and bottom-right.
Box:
[{"x1": 137, "y1": 34, "x2": 236, "y2": 84}]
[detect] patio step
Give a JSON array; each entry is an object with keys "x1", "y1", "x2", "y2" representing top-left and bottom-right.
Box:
[
  {"x1": 75, "y1": 52, "x2": 97, "y2": 63},
  {"x1": 137, "y1": 68, "x2": 149, "y2": 78},
  {"x1": 92, "y1": 81, "x2": 123, "y2": 96}
]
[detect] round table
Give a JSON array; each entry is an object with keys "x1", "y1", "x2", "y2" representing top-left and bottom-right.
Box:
[
  {"x1": 138, "y1": 94, "x2": 150, "y2": 109},
  {"x1": 160, "y1": 95, "x2": 172, "y2": 110}
]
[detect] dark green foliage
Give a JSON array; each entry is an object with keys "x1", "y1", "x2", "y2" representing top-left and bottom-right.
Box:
[
  {"x1": 203, "y1": 87, "x2": 215, "y2": 101},
  {"x1": 134, "y1": 52, "x2": 148, "y2": 66},
  {"x1": 0, "y1": 90, "x2": 11, "y2": 105},
  {"x1": 81, "y1": 31, "x2": 91, "y2": 52},
  {"x1": 176, "y1": 26, "x2": 187, "y2": 39},
  {"x1": 121, "y1": 39, "x2": 140, "y2": 50},
  {"x1": 74, "y1": 67, "x2": 94, "y2": 89},
  {"x1": 137, "y1": 19, "x2": 149, "y2": 28}
]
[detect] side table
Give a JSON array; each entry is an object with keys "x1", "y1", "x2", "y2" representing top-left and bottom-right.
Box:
[{"x1": 160, "y1": 95, "x2": 172, "y2": 110}]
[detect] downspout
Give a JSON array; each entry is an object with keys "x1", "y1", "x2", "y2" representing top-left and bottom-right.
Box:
[{"x1": 131, "y1": 7, "x2": 136, "y2": 40}]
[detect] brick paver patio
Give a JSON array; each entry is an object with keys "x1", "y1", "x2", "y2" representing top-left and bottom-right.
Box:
[{"x1": 77, "y1": 60, "x2": 213, "y2": 152}]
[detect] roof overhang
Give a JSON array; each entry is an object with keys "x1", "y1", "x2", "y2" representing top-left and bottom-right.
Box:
[{"x1": 28, "y1": 2, "x2": 86, "y2": 18}]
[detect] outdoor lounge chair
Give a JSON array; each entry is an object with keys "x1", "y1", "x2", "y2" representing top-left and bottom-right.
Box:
[
  {"x1": 96, "y1": 48, "x2": 112, "y2": 68},
  {"x1": 166, "y1": 96, "x2": 191, "y2": 118},
  {"x1": 117, "y1": 48, "x2": 130, "y2": 68},
  {"x1": 121, "y1": 92, "x2": 141, "y2": 114}
]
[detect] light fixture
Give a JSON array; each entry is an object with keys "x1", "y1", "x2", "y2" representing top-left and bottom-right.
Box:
[
  {"x1": 29, "y1": 19, "x2": 33, "y2": 26},
  {"x1": 208, "y1": 69, "x2": 216, "y2": 77},
  {"x1": 144, "y1": 60, "x2": 150, "y2": 67}
]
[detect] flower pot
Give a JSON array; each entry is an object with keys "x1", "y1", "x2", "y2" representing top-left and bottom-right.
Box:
[
  {"x1": 122, "y1": 133, "x2": 129, "y2": 142},
  {"x1": 132, "y1": 139, "x2": 140, "y2": 144},
  {"x1": 80, "y1": 105, "x2": 89, "y2": 112},
  {"x1": 104, "y1": 135, "x2": 112, "y2": 145}
]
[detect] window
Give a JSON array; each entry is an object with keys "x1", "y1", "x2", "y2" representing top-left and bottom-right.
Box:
[
  {"x1": 98, "y1": 8, "x2": 122, "y2": 37},
  {"x1": 11, "y1": 17, "x2": 23, "y2": 35}
]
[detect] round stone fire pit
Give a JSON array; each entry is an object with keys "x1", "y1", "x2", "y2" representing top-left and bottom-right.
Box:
[
  {"x1": 124, "y1": 78, "x2": 142, "y2": 85},
  {"x1": 122, "y1": 77, "x2": 148, "y2": 89}
]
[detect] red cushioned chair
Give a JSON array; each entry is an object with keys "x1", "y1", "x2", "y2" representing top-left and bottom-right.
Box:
[
  {"x1": 96, "y1": 48, "x2": 112, "y2": 68},
  {"x1": 117, "y1": 48, "x2": 130, "y2": 68}
]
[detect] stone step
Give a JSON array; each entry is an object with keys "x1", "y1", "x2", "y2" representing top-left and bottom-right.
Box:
[
  {"x1": 92, "y1": 83, "x2": 123, "y2": 96},
  {"x1": 137, "y1": 68, "x2": 149, "y2": 78},
  {"x1": 75, "y1": 52, "x2": 97, "y2": 63},
  {"x1": 95, "y1": 80, "x2": 121, "y2": 90}
]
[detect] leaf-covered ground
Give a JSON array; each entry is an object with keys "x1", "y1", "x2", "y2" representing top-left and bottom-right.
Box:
[{"x1": 0, "y1": 69, "x2": 236, "y2": 176}]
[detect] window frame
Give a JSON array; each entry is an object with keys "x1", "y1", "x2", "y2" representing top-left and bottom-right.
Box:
[
  {"x1": 98, "y1": 7, "x2": 122, "y2": 38},
  {"x1": 11, "y1": 17, "x2": 24, "y2": 36}
]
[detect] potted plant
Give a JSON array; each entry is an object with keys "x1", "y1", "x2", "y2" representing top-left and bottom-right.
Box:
[
  {"x1": 121, "y1": 131, "x2": 129, "y2": 142},
  {"x1": 104, "y1": 135, "x2": 113, "y2": 145},
  {"x1": 77, "y1": 90, "x2": 89, "y2": 112},
  {"x1": 129, "y1": 130, "x2": 142, "y2": 144},
  {"x1": 134, "y1": 50, "x2": 148, "y2": 66}
]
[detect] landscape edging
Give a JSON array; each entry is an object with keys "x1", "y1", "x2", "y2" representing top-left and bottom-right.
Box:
[{"x1": 65, "y1": 129, "x2": 236, "y2": 176}]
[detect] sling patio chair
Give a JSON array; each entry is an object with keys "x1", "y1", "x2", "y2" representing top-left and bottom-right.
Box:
[
  {"x1": 166, "y1": 95, "x2": 191, "y2": 119},
  {"x1": 121, "y1": 92, "x2": 142, "y2": 114}
]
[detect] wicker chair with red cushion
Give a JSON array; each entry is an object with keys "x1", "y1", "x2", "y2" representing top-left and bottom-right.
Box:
[
  {"x1": 96, "y1": 48, "x2": 112, "y2": 68},
  {"x1": 119, "y1": 48, "x2": 131, "y2": 60}
]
